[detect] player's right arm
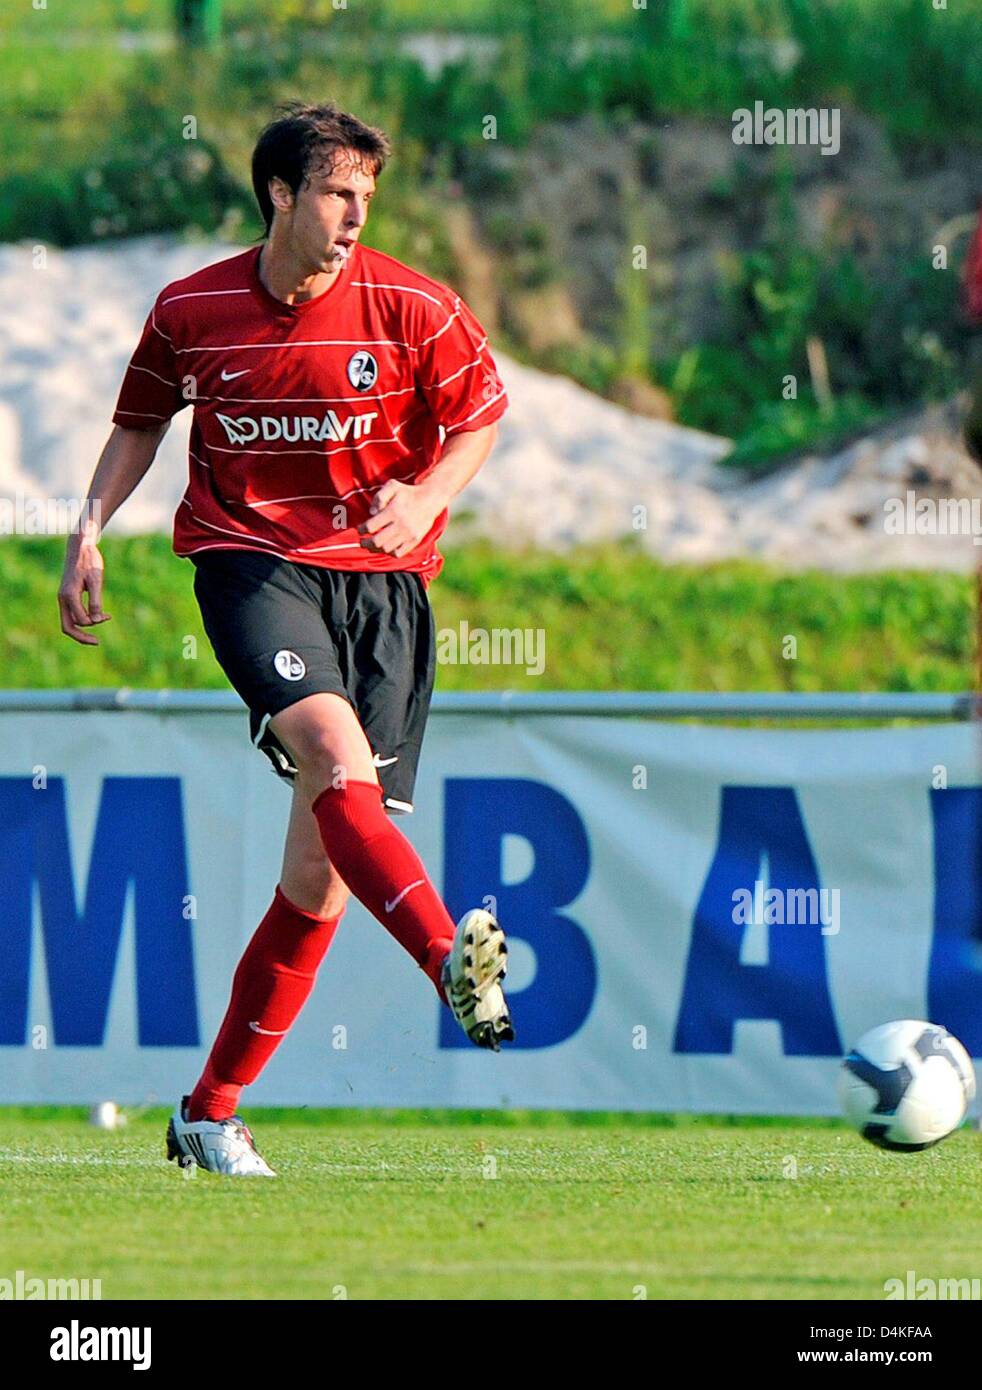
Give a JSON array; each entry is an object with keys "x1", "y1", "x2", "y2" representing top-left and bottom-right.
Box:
[
  {"x1": 58, "y1": 422, "x2": 169, "y2": 644},
  {"x1": 61, "y1": 286, "x2": 188, "y2": 644}
]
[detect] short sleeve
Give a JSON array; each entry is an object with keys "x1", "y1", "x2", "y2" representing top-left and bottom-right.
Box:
[
  {"x1": 112, "y1": 293, "x2": 189, "y2": 428},
  {"x1": 414, "y1": 292, "x2": 508, "y2": 435}
]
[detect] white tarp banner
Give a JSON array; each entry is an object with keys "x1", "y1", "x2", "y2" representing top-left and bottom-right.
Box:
[{"x1": 1, "y1": 708, "x2": 980, "y2": 1113}]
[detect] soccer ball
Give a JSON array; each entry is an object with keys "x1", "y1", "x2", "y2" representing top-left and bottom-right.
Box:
[
  {"x1": 88, "y1": 1101, "x2": 125, "y2": 1131},
  {"x1": 838, "y1": 1020, "x2": 976, "y2": 1151}
]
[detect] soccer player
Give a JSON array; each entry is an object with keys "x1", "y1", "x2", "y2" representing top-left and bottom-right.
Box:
[{"x1": 59, "y1": 102, "x2": 514, "y2": 1177}]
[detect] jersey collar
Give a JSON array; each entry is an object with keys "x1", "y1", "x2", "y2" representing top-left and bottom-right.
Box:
[{"x1": 248, "y1": 244, "x2": 356, "y2": 317}]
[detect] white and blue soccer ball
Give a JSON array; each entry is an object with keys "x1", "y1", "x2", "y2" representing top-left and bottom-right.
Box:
[{"x1": 838, "y1": 1020, "x2": 976, "y2": 1151}]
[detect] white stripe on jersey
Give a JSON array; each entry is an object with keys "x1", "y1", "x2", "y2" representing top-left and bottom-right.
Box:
[
  {"x1": 161, "y1": 289, "x2": 252, "y2": 306},
  {"x1": 425, "y1": 351, "x2": 487, "y2": 391},
  {"x1": 180, "y1": 540, "x2": 439, "y2": 569},
  {"x1": 181, "y1": 538, "x2": 366, "y2": 559},
  {"x1": 174, "y1": 337, "x2": 415, "y2": 353},
  {"x1": 218, "y1": 468, "x2": 418, "y2": 509},
  {"x1": 293, "y1": 540, "x2": 367, "y2": 555},
  {"x1": 349, "y1": 280, "x2": 446, "y2": 310},
  {"x1": 183, "y1": 542, "x2": 287, "y2": 558},
  {"x1": 150, "y1": 311, "x2": 173, "y2": 343},
  {"x1": 415, "y1": 308, "x2": 463, "y2": 351},
  {"x1": 445, "y1": 388, "x2": 507, "y2": 433},
  {"x1": 182, "y1": 542, "x2": 242, "y2": 554},
  {"x1": 129, "y1": 363, "x2": 180, "y2": 388},
  {"x1": 179, "y1": 500, "x2": 284, "y2": 546},
  {"x1": 205, "y1": 384, "x2": 418, "y2": 405}
]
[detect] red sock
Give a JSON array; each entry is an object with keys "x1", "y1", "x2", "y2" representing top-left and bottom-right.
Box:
[
  {"x1": 312, "y1": 780, "x2": 453, "y2": 1000},
  {"x1": 188, "y1": 887, "x2": 342, "y2": 1122}
]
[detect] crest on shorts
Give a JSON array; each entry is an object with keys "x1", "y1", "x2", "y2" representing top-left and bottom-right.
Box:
[
  {"x1": 273, "y1": 649, "x2": 306, "y2": 682},
  {"x1": 347, "y1": 350, "x2": 378, "y2": 392}
]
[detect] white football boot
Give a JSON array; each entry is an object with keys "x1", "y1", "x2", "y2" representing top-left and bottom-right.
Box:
[
  {"x1": 442, "y1": 909, "x2": 515, "y2": 1051},
  {"x1": 166, "y1": 1097, "x2": 276, "y2": 1177}
]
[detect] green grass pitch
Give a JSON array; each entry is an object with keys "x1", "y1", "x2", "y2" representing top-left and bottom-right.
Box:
[{"x1": 2, "y1": 1108, "x2": 981, "y2": 1300}]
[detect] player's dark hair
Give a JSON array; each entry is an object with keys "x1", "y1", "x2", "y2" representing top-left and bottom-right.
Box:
[{"x1": 251, "y1": 101, "x2": 391, "y2": 236}]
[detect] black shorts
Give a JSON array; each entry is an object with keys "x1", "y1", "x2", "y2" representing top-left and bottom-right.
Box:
[{"x1": 191, "y1": 549, "x2": 436, "y2": 813}]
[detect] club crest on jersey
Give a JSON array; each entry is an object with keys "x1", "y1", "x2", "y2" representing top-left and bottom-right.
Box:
[
  {"x1": 347, "y1": 350, "x2": 378, "y2": 392},
  {"x1": 273, "y1": 650, "x2": 306, "y2": 682}
]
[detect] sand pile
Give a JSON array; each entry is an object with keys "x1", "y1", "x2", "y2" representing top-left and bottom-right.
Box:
[{"x1": 1, "y1": 235, "x2": 979, "y2": 571}]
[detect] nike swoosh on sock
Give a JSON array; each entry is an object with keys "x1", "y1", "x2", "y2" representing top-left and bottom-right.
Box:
[{"x1": 385, "y1": 879, "x2": 425, "y2": 913}]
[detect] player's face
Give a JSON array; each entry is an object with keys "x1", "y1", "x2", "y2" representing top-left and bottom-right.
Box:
[{"x1": 289, "y1": 153, "x2": 376, "y2": 273}]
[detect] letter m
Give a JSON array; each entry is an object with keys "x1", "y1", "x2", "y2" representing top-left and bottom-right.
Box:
[{"x1": 0, "y1": 777, "x2": 198, "y2": 1045}]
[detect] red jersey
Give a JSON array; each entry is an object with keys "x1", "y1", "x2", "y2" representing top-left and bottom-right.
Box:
[{"x1": 112, "y1": 243, "x2": 508, "y2": 583}]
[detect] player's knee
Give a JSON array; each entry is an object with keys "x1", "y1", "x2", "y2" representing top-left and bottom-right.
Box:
[
  {"x1": 291, "y1": 738, "x2": 345, "y2": 786},
  {"x1": 290, "y1": 728, "x2": 363, "y2": 789}
]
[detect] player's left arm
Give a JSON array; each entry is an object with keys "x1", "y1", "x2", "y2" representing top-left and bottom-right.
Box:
[{"x1": 358, "y1": 422, "x2": 498, "y2": 558}]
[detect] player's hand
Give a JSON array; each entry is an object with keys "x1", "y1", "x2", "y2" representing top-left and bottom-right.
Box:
[
  {"x1": 358, "y1": 479, "x2": 443, "y2": 558},
  {"x1": 58, "y1": 539, "x2": 112, "y2": 645}
]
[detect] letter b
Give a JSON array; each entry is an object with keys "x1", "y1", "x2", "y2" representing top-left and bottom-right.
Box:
[{"x1": 441, "y1": 779, "x2": 595, "y2": 1048}]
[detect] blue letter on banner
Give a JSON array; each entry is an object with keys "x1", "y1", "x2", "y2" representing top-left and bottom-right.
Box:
[
  {"x1": 0, "y1": 777, "x2": 198, "y2": 1046},
  {"x1": 440, "y1": 778, "x2": 595, "y2": 1048},
  {"x1": 928, "y1": 787, "x2": 982, "y2": 1056},
  {"x1": 674, "y1": 786, "x2": 840, "y2": 1055}
]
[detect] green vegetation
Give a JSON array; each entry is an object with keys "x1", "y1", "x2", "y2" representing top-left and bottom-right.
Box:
[
  {"x1": 665, "y1": 175, "x2": 969, "y2": 454},
  {"x1": 2, "y1": 0, "x2": 979, "y2": 460},
  {"x1": 1, "y1": 1107, "x2": 979, "y2": 1298},
  {"x1": 5, "y1": 1, "x2": 979, "y2": 137},
  {"x1": 4, "y1": 536, "x2": 975, "y2": 694}
]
